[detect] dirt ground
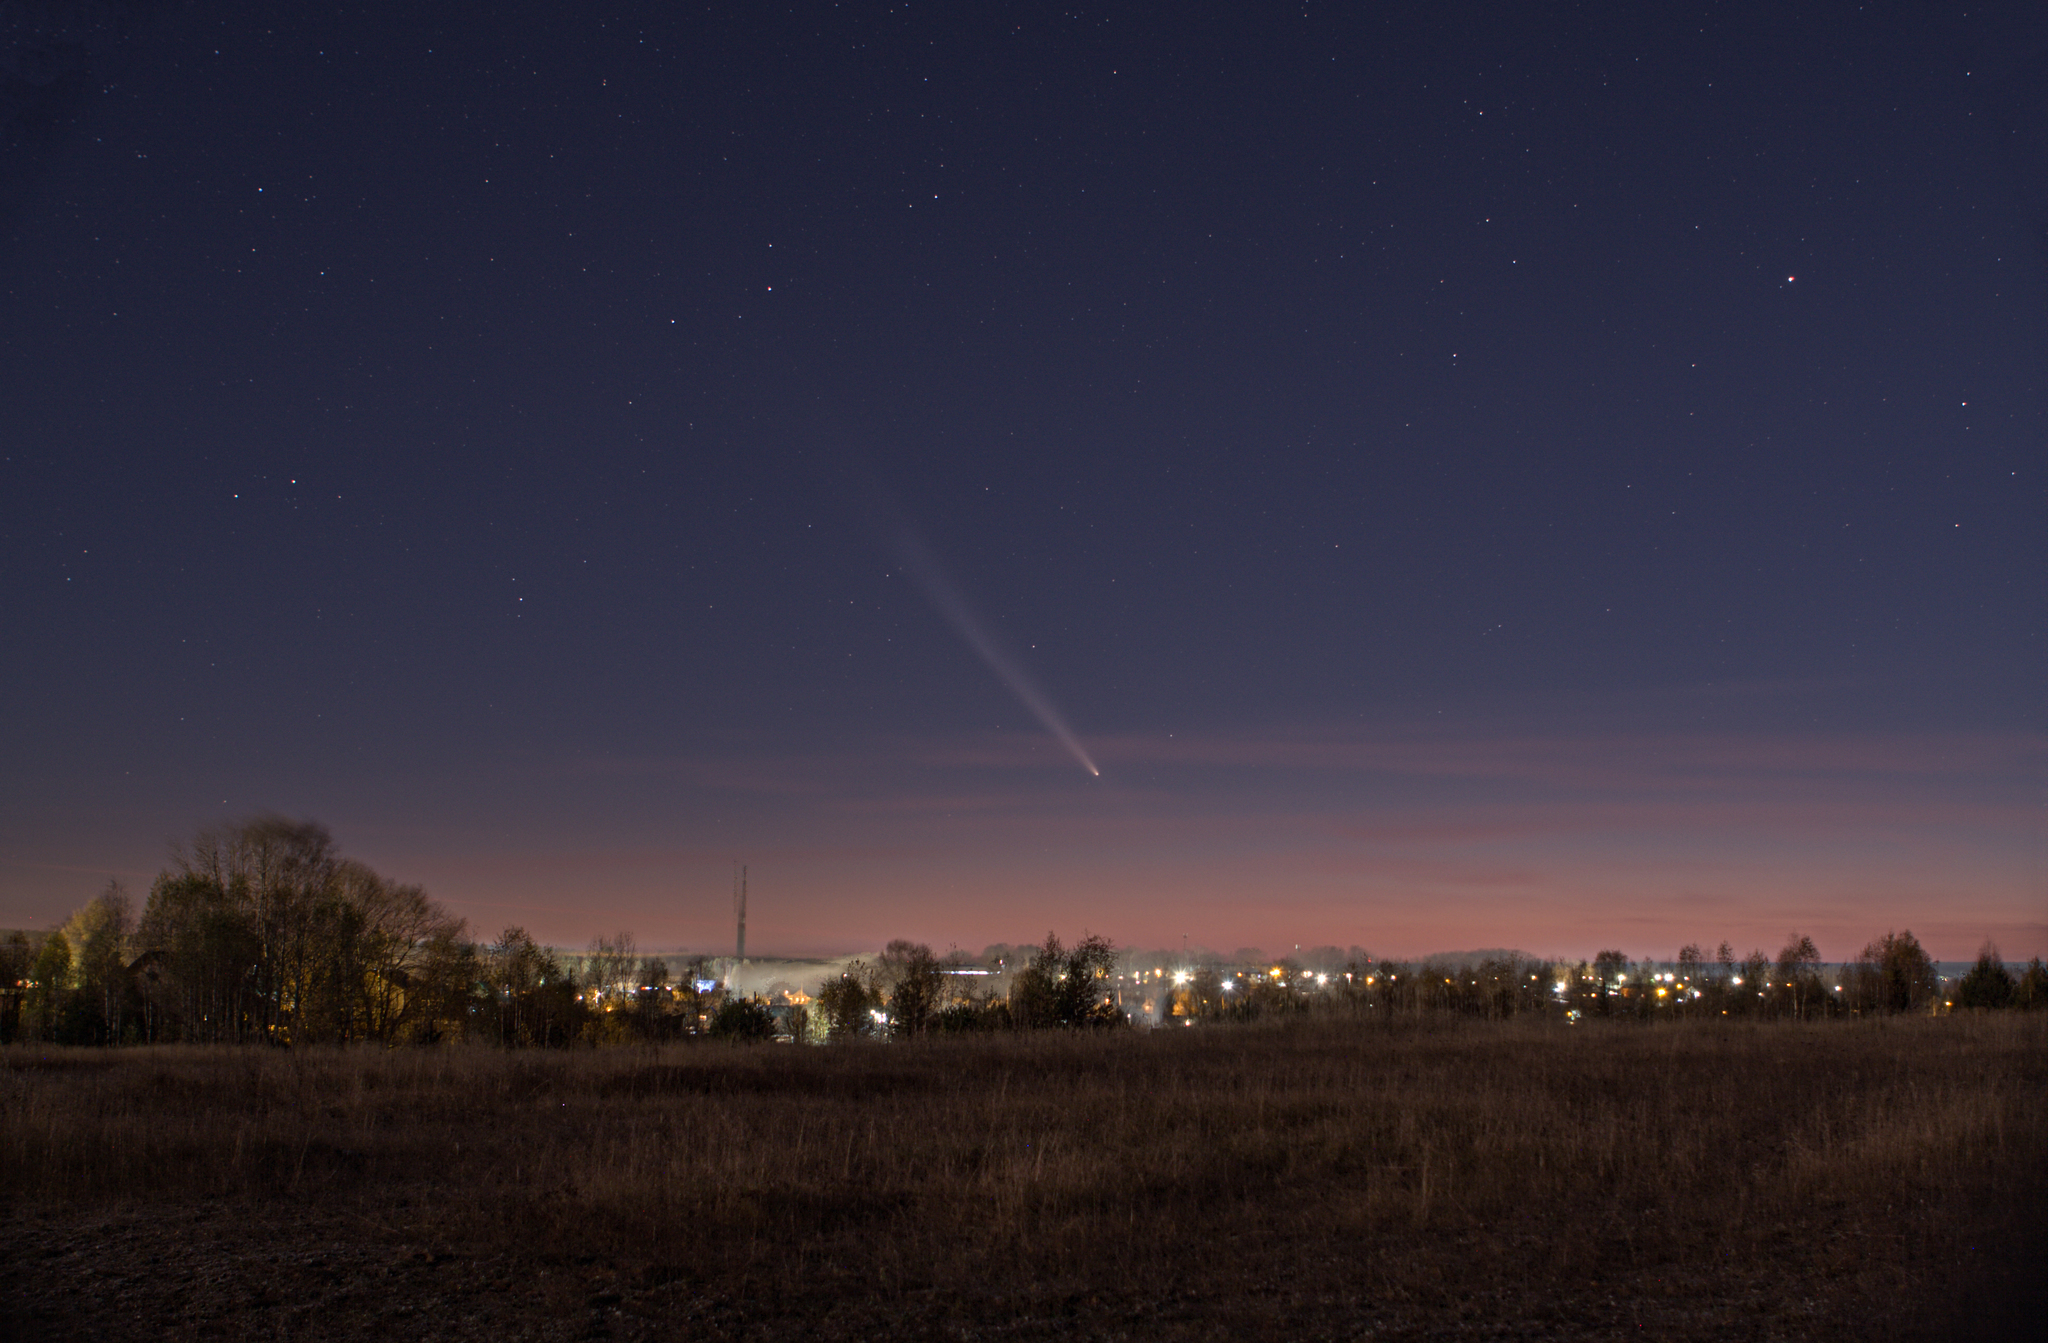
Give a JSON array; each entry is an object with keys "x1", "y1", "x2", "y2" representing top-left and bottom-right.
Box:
[{"x1": 5, "y1": 1197, "x2": 2035, "y2": 1342}]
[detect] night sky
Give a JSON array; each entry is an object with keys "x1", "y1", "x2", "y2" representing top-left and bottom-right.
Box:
[{"x1": 4, "y1": 2, "x2": 2042, "y2": 961}]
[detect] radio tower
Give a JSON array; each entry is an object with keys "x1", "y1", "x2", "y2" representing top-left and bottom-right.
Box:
[{"x1": 733, "y1": 864, "x2": 748, "y2": 966}]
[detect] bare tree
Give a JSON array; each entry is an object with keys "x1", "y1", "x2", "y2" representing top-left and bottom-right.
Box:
[
  {"x1": 815, "y1": 961, "x2": 878, "y2": 1040},
  {"x1": 336, "y1": 863, "x2": 468, "y2": 1042},
  {"x1": 486, "y1": 927, "x2": 582, "y2": 1046},
  {"x1": 139, "y1": 818, "x2": 470, "y2": 1044},
  {"x1": 62, "y1": 881, "x2": 134, "y2": 1042},
  {"x1": 878, "y1": 939, "x2": 945, "y2": 1037},
  {"x1": 167, "y1": 816, "x2": 343, "y2": 1043},
  {"x1": 1852, "y1": 930, "x2": 1935, "y2": 1014},
  {"x1": 2016, "y1": 959, "x2": 2048, "y2": 1010},
  {"x1": 24, "y1": 932, "x2": 71, "y2": 1041},
  {"x1": 1675, "y1": 944, "x2": 1704, "y2": 1016},
  {"x1": 1590, "y1": 949, "x2": 1628, "y2": 1015},
  {"x1": 1010, "y1": 933, "x2": 1122, "y2": 1028},
  {"x1": 136, "y1": 870, "x2": 259, "y2": 1042},
  {"x1": 584, "y1": 932, "x2": 639, "y2": 1008},
  {"x1": 1733, "y1": 950, "x2": 1770, "y2": 1016},
  {"x1": 0, "y1": 931, "x2": 30, "y2": 1041},
  {"x1": 1777, "y1": 934, "x2": 1821, "y2": 1020}
]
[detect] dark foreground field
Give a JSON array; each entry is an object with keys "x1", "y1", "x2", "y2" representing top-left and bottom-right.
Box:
[{"x1": 4, "y1": 1016, "x2": 2043, "y2": 1342}]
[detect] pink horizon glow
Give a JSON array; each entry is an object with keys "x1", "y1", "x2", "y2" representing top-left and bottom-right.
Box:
[{"x1": 6, "y1": 722, "x2": 2039, "y2": 964}]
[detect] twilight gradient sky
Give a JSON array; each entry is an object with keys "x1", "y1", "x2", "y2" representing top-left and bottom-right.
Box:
[{"x1": 3, "y1": 1, "x2": 2042, "y2": 961}]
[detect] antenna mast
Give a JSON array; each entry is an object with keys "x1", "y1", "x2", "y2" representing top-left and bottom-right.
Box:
[{"x1": 733, "y1": 864, "x2": 748, "y2": 966}]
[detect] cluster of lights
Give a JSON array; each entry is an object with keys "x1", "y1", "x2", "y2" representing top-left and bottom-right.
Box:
[{"x1": 1105, "y1": 959, "x2": 1937, "y2": 1017}]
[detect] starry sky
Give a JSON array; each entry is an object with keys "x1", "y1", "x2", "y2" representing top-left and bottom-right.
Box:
[{"x1": 3, "y1": 1, "x2": 2042, "y2": 961}]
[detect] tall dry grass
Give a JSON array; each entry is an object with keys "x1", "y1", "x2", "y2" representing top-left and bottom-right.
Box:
[{"x1": 4, "y1": 1014, "x2": 2042, "y2": 1332}]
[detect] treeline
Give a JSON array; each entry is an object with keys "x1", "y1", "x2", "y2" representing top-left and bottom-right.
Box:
[
  {"x1": 804, "y1": 933, "x2": 1122, "y2": 1041},
  {"x1": 5, "y1": 817, "x2": 2044, "y2": 1046},
  {"x1": 0, "y1": 817, "x2": 1134, "y2": 1048},
  {"x1": 0, "y1": 819, "x2": 767, "y2": 1048},
  {"x1": 2, "y1": 818, "x2": 476, "y2": 1046},
  {"x1": 1153, "y1": 930, "x2": 2048, "y2": 1024}
]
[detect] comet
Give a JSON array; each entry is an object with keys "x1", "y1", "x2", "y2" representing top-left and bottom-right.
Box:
[{"x1": 889, "y1": 525, "x2": 1100, "y2": 778}]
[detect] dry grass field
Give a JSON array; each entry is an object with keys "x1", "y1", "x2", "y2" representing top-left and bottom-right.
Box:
[{"x1": 3, "y1": 1014, "x2": 2043, "y2": 1342}]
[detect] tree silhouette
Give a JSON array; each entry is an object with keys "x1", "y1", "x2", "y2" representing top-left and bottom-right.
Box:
[
  {"x1": 1957, "y1": 942, "x2": 2014, "y2": 1010},
  {"x1": 1854, "y1": 930, "x2": 1935, "y2": 1014},
  {"x1": 879, "y1": 940, "x2": 945, "y2": 1037},
  {"x1": 1011, "y1": 933, "x2": 1122, "y2": 1028},
  {"x1": 1776, "y1": 934, "x2": 1821, "y2": 1019}
]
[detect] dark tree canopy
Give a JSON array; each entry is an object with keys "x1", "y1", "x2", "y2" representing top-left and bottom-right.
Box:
[
  {"x1": 1850, "y1": 930, "x2": 1937, "y2": 1015},
  {"x1": 132, "y1": 816, "x2": 471, "y2": 1045},
  {"x1": 1010, "y1": 933, "x2": 1123, "y2": 1029},
  {"x1": 879, "y1": 939, "x2": 946, "y2": 1038},
  {"x1": 1957, "y1": 943, "x2": 2015, "y2": 1010}
]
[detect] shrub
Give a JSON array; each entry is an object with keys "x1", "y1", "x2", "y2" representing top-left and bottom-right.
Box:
[{"x1": 708, "y1": 998, "x2": 775, "y2": 1041}]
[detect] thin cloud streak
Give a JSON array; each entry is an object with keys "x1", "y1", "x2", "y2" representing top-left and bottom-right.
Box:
[
  {"x1": 569, "y1": 724, "x2": 2039, "y2": 817},
  {"x1": 994, "y1": 727, "x2": 2044, "y2": 784},
  {"x1": 365, "y1": 719, "x2": 2041, "y2": 958}
]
